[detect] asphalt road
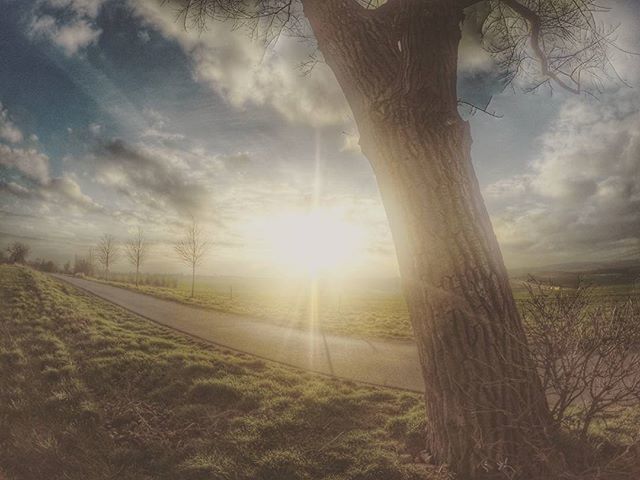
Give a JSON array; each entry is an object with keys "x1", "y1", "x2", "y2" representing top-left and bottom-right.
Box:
[{"x1": 52, "y1": 275, "x2": 424, "y2": 392}]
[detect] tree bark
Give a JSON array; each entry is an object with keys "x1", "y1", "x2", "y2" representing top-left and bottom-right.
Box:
[{"x1": 302, "y1": 1, "x2": 557, "y2": 477}]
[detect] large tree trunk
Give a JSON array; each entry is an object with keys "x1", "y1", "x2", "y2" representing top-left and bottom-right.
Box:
[{"x1": 303, "y1": 1, "x2": 558, "y2": 478}]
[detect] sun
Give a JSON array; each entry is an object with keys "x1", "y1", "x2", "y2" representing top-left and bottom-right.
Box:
[{"x1": 264, "y1": 209, "x2": 364, "y2": 275}]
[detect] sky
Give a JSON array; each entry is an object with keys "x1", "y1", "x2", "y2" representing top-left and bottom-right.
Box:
[{"x1": 0, "y1": 0, "x2": 639, "y2": 278}]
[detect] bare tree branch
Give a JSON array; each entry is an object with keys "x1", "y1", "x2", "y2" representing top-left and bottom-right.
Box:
[
  {"x1": 174, "y1": 219, "x2": 210, "y2": 297},
  {"x1": 125, "y1": 227, "x2": 148, "y2": 287},
  {"x1": 96, "y1": 234, "x2": 119, "y2": 280},
  {"x1": 483, "y1": 0, "x2": 619, "y2": 95},
  {"x1": 168, "y1": 0, "x2": 624, "y2": 97}
]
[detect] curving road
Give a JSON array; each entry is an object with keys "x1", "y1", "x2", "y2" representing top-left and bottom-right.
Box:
[{"x1": 52, "y1": 275, "x2": 424, "y2": 392}]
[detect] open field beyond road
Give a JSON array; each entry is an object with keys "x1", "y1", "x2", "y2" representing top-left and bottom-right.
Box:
[{"x1": 98, "y1": 272, "x2": 640, "y2": 342}]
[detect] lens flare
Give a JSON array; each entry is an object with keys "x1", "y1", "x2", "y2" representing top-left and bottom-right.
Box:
[{"x1": 265, "y1": 210, "x2": 364, "y2": 275}]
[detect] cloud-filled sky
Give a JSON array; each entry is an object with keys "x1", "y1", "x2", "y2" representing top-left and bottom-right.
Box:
[{"x1": 1, "y1": 0, "x2": 639, "y2": 277}]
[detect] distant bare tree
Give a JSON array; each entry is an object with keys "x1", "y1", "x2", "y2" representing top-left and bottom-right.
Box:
[
  {"x1": 174, "y1": 220, "x2": 210, "y2": 297},
  {"x1": 125, "y1": 227, "x2": 148, "y2": 287},
  {"x1": 74, "y1": 258, "x2": 92, "y2": 277},
  {"x1": 35, "y1": 258, "x2": 58, "y2": 273},
  {"x1": 74, "y1": 247, "x2": 96, "y2": 276},
  {"x1": 6, "y1": 242, "x2": 30, "y2": 264},
  {"x1": 87, "y1": 247, "x2": 96, "y2": 276},
  {"x1": 96, "y1": 234, "x2": 119, "y2": 280},
  {"x1": 88, "y1": 247, "x2": 96, "y2": 276}
]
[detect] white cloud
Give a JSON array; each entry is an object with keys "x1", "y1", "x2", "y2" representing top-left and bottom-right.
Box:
[
  {"x1": 89, "y1": 122, "x2": 102, "y2": 135},
  {"x1": 0, "y1": 103, "x2": 24, "y2": 144},
  {"x1": 0, "y1": 117, "x2": 103, "y2": 212},
  {"x1": 140, "y1": 108, "x2": 184, "y2": 141},
  {"x1": 30, "y1": 14, "x2": 57, "y2": 37},
  {"x1": 47, "y1": 175, "x2": 103, "y2": 211},
  {"x1": 131, "y1": 1, "x2": 350, "y2": 127},
  {"x1": 44, "y1": 0, "x2": 104, "y2": 19},
  {"x1": 1, "y1": 174, "x2": 103, "y2": 212},
  {"x1": 0, "y1": 144, "x2": 50, "y2": 184},
  {"x1": 54, "y1": 19, "x2": 102, "y2": 56},
  {"x1": 29, "y1": 0, "x2": 105, "y2": 56},
  {"x1": 484, "y1": 175, "x2": 532, "y2": 200},
  {"x1": 137, "y1": 30, "x2": 150, "y2": 43},
  {"x1": 0, "y1": 180, "x2": 31, "y2": 197}
]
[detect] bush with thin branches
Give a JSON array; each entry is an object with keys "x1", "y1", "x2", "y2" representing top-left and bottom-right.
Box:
[
  {"x1": 523, "y1": 280, "x2": 640, "y2": 446},
  {"x1": 499, "y1": 281, "x2": 640, "y2": 478}
]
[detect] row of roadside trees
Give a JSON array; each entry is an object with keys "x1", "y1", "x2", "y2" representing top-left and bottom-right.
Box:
[
  {"x1": 1, "y1": 242, "x2": 59, "y2": 273},
  {"x1": 91, "y1": 230, "x2": 145, "y2": 285},
  {"x1": 81, "y1": 220, "x2": 209, "y2": 297},
  {"x1": 1, "y1": 220, "x2": 210, "y2": 298}
]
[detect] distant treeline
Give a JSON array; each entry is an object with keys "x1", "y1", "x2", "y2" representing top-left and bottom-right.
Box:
[{"x1": 0, "y1": 240, "x2": 179, "y2": 288}]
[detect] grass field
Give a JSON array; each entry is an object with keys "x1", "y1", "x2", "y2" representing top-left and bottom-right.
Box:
[
  {"x1": 3, "y1": 266, "x2": 639, "y2": 479},
  {"x1": 0, "y1": 265, "x2": 439, "y2": 480},
  {"x1": 100, "y1": 271, "x2": 640, "y2": 341}
]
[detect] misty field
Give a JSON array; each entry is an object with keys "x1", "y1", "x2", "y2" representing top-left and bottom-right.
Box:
[
  {"x1": 0, "y1": 266, "x2": 437, "y2": 480},
  {"x1": 101, "y1": 271, "x2": 640, "y2": 341}
]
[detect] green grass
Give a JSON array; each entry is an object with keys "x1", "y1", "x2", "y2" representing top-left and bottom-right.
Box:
[{"x1": 0, "y1": 265, "x2": 441, "y2": 480}]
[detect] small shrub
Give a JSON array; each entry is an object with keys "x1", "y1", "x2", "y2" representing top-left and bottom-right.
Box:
[{"x1": 523, "y1": 280, "x2": 640, "y2": 439}]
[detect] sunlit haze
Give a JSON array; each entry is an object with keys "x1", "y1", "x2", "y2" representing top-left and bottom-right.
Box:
[{"x1": 262, "y1": 209, "x2": 365, "y2": 275}]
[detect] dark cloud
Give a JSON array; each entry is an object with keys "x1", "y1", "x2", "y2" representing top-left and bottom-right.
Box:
[
  {"x1": 0, "y1": 175, "x2": 103, "y2": 213},
  {"x1": 96, "y1": 139, "x2": 213, "y2": 216}
]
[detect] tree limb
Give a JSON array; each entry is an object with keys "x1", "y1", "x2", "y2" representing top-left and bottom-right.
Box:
[{"x1": 499, "y1": 0, "x2": 581, "y2": 93}]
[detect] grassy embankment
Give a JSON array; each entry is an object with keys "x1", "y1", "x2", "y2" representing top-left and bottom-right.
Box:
[
  {"x1": 99, "y1": 272, "x2": 640, "y2": 341},
  {"x1": 0, "y1": 265, "x2": 436, "y2": 480}
]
